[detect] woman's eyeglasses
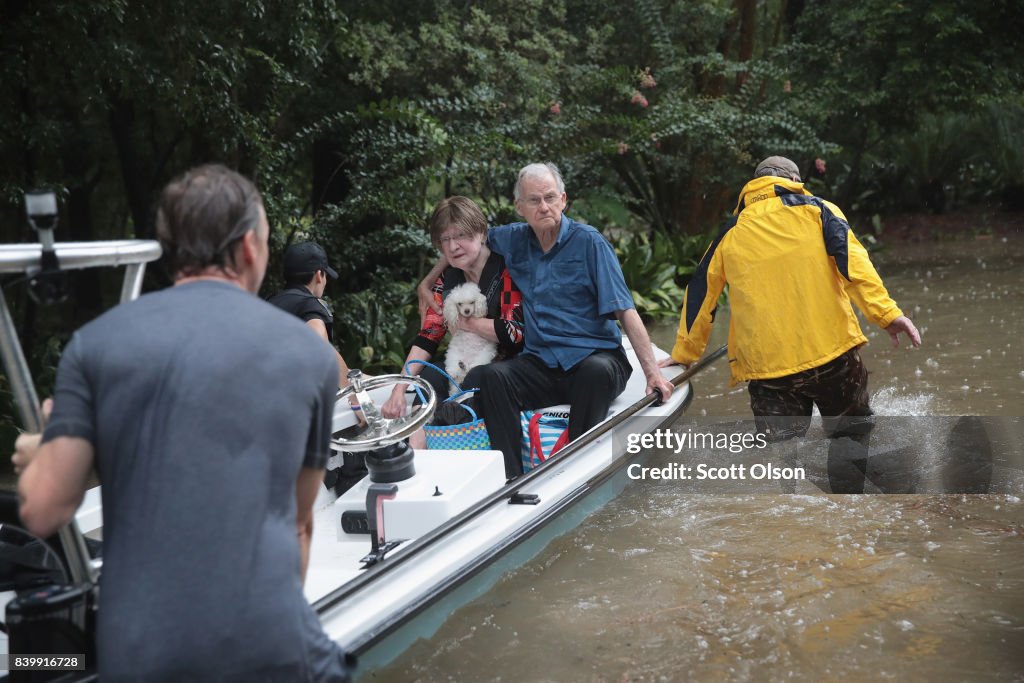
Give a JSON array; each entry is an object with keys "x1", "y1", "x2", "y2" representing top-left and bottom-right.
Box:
[{"x1": 438, "y1": 233, "x2": 476, "y2": 246}]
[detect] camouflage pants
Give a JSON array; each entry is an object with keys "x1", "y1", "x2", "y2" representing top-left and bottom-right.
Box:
[{"x1": 748, "y1": 348, "x2": 874, "y2": 444}]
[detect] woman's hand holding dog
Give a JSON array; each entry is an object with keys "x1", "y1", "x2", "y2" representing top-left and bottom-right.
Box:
[{"x1": 455, "y1": 314, "x2": 495, "y2": 339}]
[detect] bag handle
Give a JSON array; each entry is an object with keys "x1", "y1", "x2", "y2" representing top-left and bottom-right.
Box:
[
  {"x1": 403, "y1": 359, "x2": 463, "y2": 404},
  {"x1": 446, "y1": 388, "x2": 480, "y2": 422},
  {"x1": 403, "y1": 359, "x2": 462, "y2": 390},
  {"x1": 448, "y1": 388, "x2": 478, "y2": 403},
  {"x1": 529, "y1": 413, "x2": 544, "y2": 467},
  {"x1": 401, "y1": 359, "x2": 482, "y2": 420},
  {"x1": 528, "y1": 412, "x2": 569, "y2": 467},
  {"x1": 551, "y1": 427, "x2": 570, "y2": 456}
]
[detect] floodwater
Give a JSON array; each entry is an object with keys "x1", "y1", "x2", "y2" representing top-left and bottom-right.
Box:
[{"x1": 371, "y1": 233, "x2": 1024, "y2": 681}]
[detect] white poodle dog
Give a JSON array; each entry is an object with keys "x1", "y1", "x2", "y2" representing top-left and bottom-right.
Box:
[{"x1": 443, "y1": 282, "x2": 498, "y2": 388}]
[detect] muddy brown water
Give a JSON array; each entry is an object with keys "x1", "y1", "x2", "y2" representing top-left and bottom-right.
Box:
[{"x1": 370, "y1": 234, "x2": 1024, "y2": 681}]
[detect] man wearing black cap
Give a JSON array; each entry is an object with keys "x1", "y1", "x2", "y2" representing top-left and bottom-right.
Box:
[{"x1": 267, "y1": 241, "x2": 352, "y2": 387}]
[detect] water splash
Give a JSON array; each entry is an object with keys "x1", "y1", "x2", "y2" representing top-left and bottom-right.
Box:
[{"x1": 870, "y1": 386, "x2": 934, "y2": 416}]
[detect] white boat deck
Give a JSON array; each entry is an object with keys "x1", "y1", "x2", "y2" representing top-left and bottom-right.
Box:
[
  {"x1": 304, "y1": 341, "x2": 692, "y2": 650},
  {"x1": 305, "y1": 448, "x2": 507, "y2": 604}
]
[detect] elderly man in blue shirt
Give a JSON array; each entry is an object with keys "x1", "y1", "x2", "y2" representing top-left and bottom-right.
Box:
[{"x1": 419, "y1": 162, "x2": 674, "y2": 478}]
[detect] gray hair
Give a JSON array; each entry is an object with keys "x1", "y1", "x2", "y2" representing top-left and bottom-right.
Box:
[{"x1": 514, "y1": 162, "x2": 565, "y2": 201}]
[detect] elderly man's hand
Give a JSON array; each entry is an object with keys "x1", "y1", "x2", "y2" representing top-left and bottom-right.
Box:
[
  {"x1": 648, "y1": 374, "x2": 675, "y2": 403},
  {"x1": 12, "y1": 398, "x2": 52, "y2": 475},
  {"x1": 885, "y1": 316, "x2": 922, "y2": 348},
  {"x1": 417, "y1": 280, "x2": 441, "y2": 322}
]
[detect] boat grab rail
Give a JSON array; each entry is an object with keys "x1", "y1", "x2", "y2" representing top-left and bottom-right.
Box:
[
  {"x1": 1, "y1": 239, "x2": 162, "y2": 432},
  {"x1": 313, "y1": 344, "x2": 728, "y2": 615},
  {"x1": 0, "y1": 238, "x2": 161, "y2": 586},
  {"x1": 0, "y1": 240, "x2": 163, "y2": 274}
]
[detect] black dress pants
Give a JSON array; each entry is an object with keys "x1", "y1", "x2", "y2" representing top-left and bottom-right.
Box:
[{"x1": 465, "y1": 348, "x2": 632, "y2": 479}]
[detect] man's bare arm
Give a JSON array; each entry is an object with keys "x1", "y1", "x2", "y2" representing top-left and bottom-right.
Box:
[
  {"x1": 884, "y1": 315, "x2": 922, "y2": 349},
  {"x1": 295, "y1": 466, "x2": 325, "y2": 584},
  {"x1": 616, "y1": 308, "x2": 674, "y2": 402},
  {"x1": 18, "y1": 435, "x2": 94, "y2": 539},
  {"x1": 305, "y1": 318, "x2": 351, "y2": 388},
  {"x1": 417, "y1": 257, "x2": 448, "y2": 320}
]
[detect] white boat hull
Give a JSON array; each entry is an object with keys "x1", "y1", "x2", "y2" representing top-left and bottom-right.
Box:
[{"x1": 306, "y1": 339, "x2": 694, "y2": 653}]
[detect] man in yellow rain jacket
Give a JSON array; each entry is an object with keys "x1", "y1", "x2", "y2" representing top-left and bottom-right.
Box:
[{"x1": 661, "y1": 156, "x2": 920, "y2": 449}]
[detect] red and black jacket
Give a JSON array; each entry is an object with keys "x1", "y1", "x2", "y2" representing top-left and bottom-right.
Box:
[{"x1": 413, "y1": 251, "x2": 524, "y2": 359}]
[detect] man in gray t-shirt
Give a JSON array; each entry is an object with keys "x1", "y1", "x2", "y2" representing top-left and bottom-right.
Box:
[{"x1": 16, "y1": 165, "x2": 352, "y2": 682}]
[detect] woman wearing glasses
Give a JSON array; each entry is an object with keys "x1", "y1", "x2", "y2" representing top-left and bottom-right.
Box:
[{"x1": 381, "y1": 196, "x2": 524, "y2": 442}]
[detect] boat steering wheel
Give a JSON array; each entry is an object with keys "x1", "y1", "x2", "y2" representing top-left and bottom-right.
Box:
[{"x1": 330, "y1": 370, "x2": 437, "y2": 452}]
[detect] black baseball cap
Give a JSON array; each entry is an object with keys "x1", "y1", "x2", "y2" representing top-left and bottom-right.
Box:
[{"x1": 284, "y1": 241, "x2": 338, "y2": 279}]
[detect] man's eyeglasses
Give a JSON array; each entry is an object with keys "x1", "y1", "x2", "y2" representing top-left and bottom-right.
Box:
[{"x1": 522, "y1": 193, "x2": 562, "y2": 208}]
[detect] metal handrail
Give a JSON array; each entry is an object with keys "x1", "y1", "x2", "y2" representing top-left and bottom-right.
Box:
[
  {"x1": 0, "y1": 238, "x2": 162, "y2": 586},
  {"x1": 0, "y1": 240, "x2": 162, "y2": 273}
]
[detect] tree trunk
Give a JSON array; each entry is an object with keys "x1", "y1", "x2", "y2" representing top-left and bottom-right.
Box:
[
  {"x1": 784, "y1": 0, "x2": 806, "y2": 31},
  {"x1": 735, "y1": 0, "x2": 757, "y2": 91},
  {"x1": 62, "y1": 128, "x2": 104, "y2": 325},
  {"x1": 108, "y1": 97, "x2": 154, "y2": 238},
  {"x1": 706, "y1": 12, "x2": 741, "y2": 97},
  {"x1": 312, "y1": 138, "x2": 351, "y2": 212}
]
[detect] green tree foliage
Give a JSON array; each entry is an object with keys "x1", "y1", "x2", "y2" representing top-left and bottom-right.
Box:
[
  {"x1": 308, "y1": 0, "x2": 573, "y2": 224},
  {"x1": 2, "y1": 2, "x2": 352, "y2": 301},
  {"x1": 548, "y1": 0, "x2": 829, "y2": 234},
  {"x1": 615, "y1": 230, "x2": 710, "y2": 321},
  {"x1": 788, "y1": 0, "x2": 1024, "y2": 210},
  {"x1": 1, "y1": 0, "x2": 1022, "y2": 392},
  {"x1": 319, "y1": 0, "x2": 835, "y2": 237},
  {"x1": 0, "y1": 0, "x2": 343, "y2": 375}
]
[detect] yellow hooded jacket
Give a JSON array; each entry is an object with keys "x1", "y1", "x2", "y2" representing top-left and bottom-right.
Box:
[{"x1": 671, "y1": 176, "x2": 903, "y2": 384}]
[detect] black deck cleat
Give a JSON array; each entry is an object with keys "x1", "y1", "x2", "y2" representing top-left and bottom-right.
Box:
[
  {"x1": 359, "y1": 540, "x2": 405, "y2": 568},
  {"x1": 508, "y1": 492, "x2": 540, "y2": 505}
]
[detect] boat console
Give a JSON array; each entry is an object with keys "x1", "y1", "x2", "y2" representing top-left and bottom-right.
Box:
[
  {"x1": 321, "y1": 370, "x2": 505, "y2": 568},
  {"x1": 337, "y1": 449, "x2": 505, "y2": 543}
]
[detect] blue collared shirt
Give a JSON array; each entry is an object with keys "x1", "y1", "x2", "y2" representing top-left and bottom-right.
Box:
[{"x1": 488, "y1": 215, "x2": 635, "y2": 370}]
